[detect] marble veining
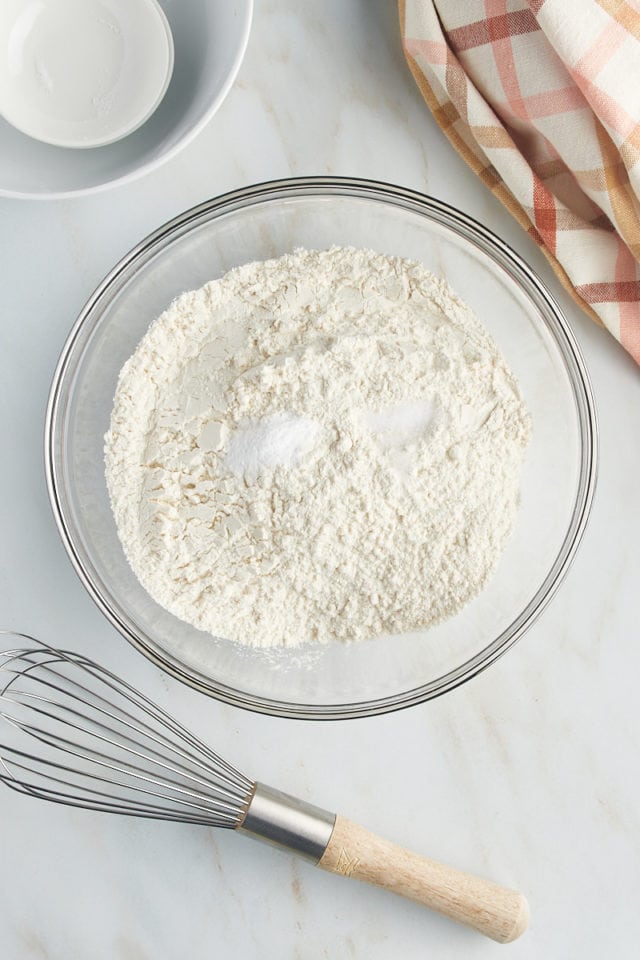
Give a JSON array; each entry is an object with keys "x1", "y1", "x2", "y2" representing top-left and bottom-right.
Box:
[{"x1": 1, "y1": 0, "x2": 640, "y2": 957}]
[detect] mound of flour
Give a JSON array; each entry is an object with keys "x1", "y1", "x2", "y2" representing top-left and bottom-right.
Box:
[{"x1": 105, "y1": 247, "x2": 530, "y2": 648}]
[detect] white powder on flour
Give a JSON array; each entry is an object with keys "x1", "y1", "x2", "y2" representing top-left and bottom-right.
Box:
[{"x1": 105, "y1": 247, "x2": 531, "y2": 648}]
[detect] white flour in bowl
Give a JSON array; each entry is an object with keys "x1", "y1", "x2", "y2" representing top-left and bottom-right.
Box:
[{"x1": 105, "y1": 247, "x2": 530, "y2": 648}]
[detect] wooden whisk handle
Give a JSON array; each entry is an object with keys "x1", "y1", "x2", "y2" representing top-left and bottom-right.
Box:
[{"x1": 318, "y1": 816, "x2": 529, "y2": 943}]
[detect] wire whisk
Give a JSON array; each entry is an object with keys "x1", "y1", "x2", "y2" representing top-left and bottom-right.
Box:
[
  {"x1": 0, "y1": 639, "x2": 253, "y2": 827},
  {"x1": 0, "y1": 632, "x2": 528, "y2": 943}
]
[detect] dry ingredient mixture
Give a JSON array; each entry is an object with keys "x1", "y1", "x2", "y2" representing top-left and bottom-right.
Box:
[{"x1": 105, "y1": 247, "x2": 531, "y2": 648}]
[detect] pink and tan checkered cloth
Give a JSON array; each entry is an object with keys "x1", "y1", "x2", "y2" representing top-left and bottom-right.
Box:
[{"x1": 400, "y1": 0, "x2": 640, "y2": 363}]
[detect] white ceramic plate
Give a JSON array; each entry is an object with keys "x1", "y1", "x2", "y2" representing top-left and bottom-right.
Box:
[{"x1": 0, "y1": 0, "x2": 253, "y2": 197}]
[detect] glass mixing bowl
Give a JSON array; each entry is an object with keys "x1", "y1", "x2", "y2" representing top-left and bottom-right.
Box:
[{"x1": 46, "y1": 177, "x2": 597, "y2": 719}]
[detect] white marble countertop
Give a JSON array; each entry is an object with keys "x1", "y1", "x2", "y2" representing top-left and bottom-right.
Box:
[{"x1": 2, "y1": 2, "x2": 640, "y2": 957}]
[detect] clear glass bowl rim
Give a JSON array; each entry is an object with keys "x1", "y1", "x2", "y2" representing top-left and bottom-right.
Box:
[{"x1": 45, "y1": 176, "x2": 598, "y2": 720}]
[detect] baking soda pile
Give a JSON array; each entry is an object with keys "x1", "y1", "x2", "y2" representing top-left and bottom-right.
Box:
[{"x1": 105, "y1": 247, "x2": 530, "y2": 648}]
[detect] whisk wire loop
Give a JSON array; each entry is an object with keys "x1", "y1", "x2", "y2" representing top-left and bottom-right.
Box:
[
  {"x1": 3, "y1": 689, "x2": 247, "y2": 808},
  {"x1": 0, "y1": 633, "x2": 254, "y2": 827},
  {"x1": 3, "y1": 643, "x2": 251, "y2": 791}
]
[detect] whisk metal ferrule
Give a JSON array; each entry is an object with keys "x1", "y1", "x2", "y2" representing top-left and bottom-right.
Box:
[{"x1": 238, "y1": 782, "x2": 335, "y2": 863}]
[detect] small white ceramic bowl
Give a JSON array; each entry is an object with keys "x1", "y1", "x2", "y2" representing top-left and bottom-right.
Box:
[
  {"x1": 0, "y1": 0, "x2": 174, "y2": 149},
  {"x1": 0, "y1": 0, "x2": 253, "y2": 198}
]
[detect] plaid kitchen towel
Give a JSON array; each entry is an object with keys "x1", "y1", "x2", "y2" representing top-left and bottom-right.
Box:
[{"x1": 400, "y1": 0, "x2": 640, "y2": 363}]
